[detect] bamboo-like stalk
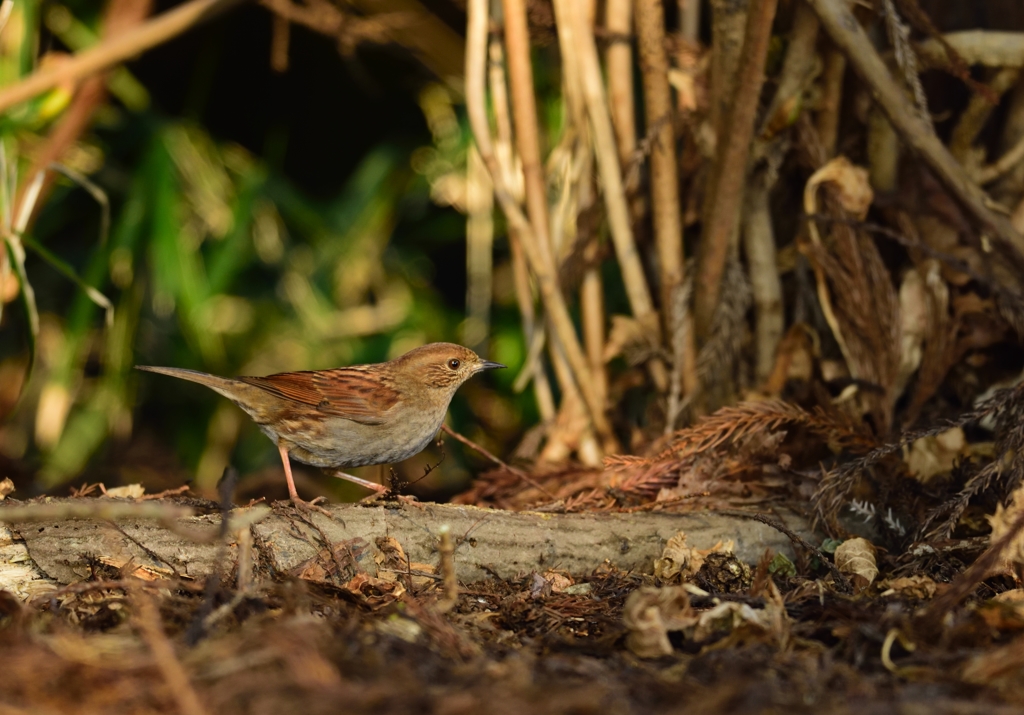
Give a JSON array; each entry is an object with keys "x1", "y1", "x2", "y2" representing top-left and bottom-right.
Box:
[
  {"x1": 680, "y1": 0, "x2": 700, "y2": 43},
  {"x1": 581, "y1": 265, "x2": 607, "y2": 406},
  {"x1": 743, "y1": 172, "x2": 783, "y2": 383},
  {"x1": 635, "y1": 0, "x2": 684, "y2": 333},
  {"x1": 489, "y1": 35, "x2": 556, "y2": 422},
  {"x1": 559, "y1": 0, "x2": 657, "y2": 329},
  {"x1": 815, "y1": 46, "x2": 846, "y2": 157},
  {"x1": 506, "y1": 0, "x2": 600, "y2": 455},
  {"x1": 502, "y1": 0, "x2": 555, "y2": 265},
  {"x1": 761, "y1": 1, "x2": 819, "y2": 136},
  {"x1": 807, "y1": 0, "x2": 1024, "y2": 256},
  {"x1": 950, "y1": 67, "x2": 1020, "y2": 165},
  {"x1": 695, "y1": 0, "x2": 780, "y2": 341},
  {"x1": 467, "y1": 0, "x2": 612, "y2": 439},
  {"x1": 605, "y1": 0, "x2": 636, "y2": 169},
  {"x1": 464, "y1": 145, "x2": 494, "y2": 354}
]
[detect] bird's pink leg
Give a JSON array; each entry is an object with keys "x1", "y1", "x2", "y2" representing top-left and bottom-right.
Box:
[
  {"x1": 278, "y1": 443, "x2": 328, "y2": 512},
  {"x1": 324, "y1": 469, "x2": 388, "y2": 493}
]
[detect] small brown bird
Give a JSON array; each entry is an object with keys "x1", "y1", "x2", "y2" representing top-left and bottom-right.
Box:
[{"x1": 137, "y1": 343, "x2": 505, "y2": 509}]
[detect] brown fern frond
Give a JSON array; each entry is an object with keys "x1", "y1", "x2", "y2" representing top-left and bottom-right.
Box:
[
  {"x1": 656, "y1": 399, "x2": 872, "y2": 461},
  {"x1": 814, "y1": 386, "x2": 1023, "y2": 535},
  {"x1": 804, "y1": 195, "x2": 902, "y2": 433},
  {"x1": 918, "y1": 384, "x2": 1024, "y2": 539}
]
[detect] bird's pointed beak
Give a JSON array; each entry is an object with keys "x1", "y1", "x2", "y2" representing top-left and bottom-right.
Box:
[{"x1": 480, "y1": 360, "x2": 506, "y2": 371}]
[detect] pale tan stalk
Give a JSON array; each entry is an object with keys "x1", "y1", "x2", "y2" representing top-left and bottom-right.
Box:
[
  {"x1": 502, "y1": 0, "x2": 555, "y2": 264},
  {"x1": 467, "y1": 0, "x2": 611, "y2": 438},
  {"x1": 743, "y1": 173, "x2": 783, "y2": 382},
  {"x1": 489, "y1": 36, "x2": 556, "y2": 421},
  {"x1": 950, "y1": 68, "x2": 1020, "y2": 164},
  {"x1": 816, "y1": 46, "x2": 846, "y2": 157},
  {"x1": 581, "y1": 266, "x2": 607, "y2": 406},
  {"x1": 509, "y1": 0, "x2": 592, "y2": 453},
  {"x1": 680, "y1": 0, "x2": 700, "y2": 43},
  {"x1": 464, "y1": 145, "x2": 494, "y2": 352},
  {"x1": 605, "y1": 0, "x2": 637, "y2": 168},
  {"x1": 560, "y1": 0, "x2": 656, "y2": 327},
  {"x1": 635, "y1": 0, "x2": 684, "y2": 330},
  {"x1": 762, "y1": 1, "x2": 819, "y2": 135}
]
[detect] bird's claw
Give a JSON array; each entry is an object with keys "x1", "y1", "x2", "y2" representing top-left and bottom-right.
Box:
[{"x1": 285, "y1": 496, "x2": 332, "y2": 517}]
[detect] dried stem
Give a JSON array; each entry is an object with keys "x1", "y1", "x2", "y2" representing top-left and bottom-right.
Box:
[
  {"x1": 466, "y1": 0, "x2": 612, "y2": 439},
  {"x1": 761, "y1": 1, "x2": 819, "y2": 136},
  {"x1": 581, "y1": 267, "x2": 607, "y2": 407},
  {"x1": 502, "y1": 0, "x2": 555, "y2": 264},
  {"x1": 695, "y1": 0, "x2": 780, "y2": 340},
  {"x1": 816, "y1": 45, "x2": 846, "y2": 157},
  {"x1": 743, "y1": 172, "x2": 784, "y2": 382},
  {"x1": 488, "y1": 35, "x2": 556, "y2": 421},
  {"x1": 807, "y1": 0, "x2": 1024, "y2": 263},
  {"x1": 504, "y1": 0, "x2": 602, "y2": 447},
  {"x1": 949, "y1": 67, "x2": 1020, "y2": 164},
  {"x1": 680, "y1": 0, "x2": 700, "y2": 44},
  {"x1": 979, "y1": 121, "x2": 1024, "y2": 185},
  {"x1": 563, "y1": 0, "x2": 657, "y2": 329},
  {"x1": 636, "y1": 0, "x2": 684, "y2": 328},
  {"x1": 605, "y1": 0, "x2": 637, "y2": 169},
  {"x1": 0, "y1": 0, "x2": 244, "y2": 114}
]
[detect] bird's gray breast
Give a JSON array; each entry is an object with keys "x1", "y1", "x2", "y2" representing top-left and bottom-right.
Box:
[{"x1": 286, "y1": 403, "x2": 448, "y2": 468}]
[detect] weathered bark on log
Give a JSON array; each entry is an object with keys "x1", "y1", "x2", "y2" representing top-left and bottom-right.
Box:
[{"x1": 1, "y1": 500, "x2": 815, "y2": 597}]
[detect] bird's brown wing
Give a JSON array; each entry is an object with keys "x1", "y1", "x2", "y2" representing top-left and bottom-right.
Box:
[{"x1": 238, "y1": 368, "x2": 399, "y2": 425}]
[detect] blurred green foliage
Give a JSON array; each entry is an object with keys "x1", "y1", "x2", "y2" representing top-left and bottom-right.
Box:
[{"x1": 0, "y1": 1, "x2": 530, "y2": 500}]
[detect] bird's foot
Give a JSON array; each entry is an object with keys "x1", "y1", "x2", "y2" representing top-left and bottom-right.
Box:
[
  {"x1": 359, "y1": 491, "x2": 423, "y2": 508},
  {"x1": 285, "y1": 495, "x2": 332, "y2": 517}
]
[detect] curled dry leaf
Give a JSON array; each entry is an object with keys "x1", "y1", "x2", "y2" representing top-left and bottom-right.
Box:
[
  {"x1": 623, "y1": 585, "x2": 694, "y2": 658},
  {"x1": 343, "y1": 572, "x2": 406, "y2": 609},
  {"x1": 690, "y1": 600, "x2": 773, "y2": 643},
  {"x1": 977, "y1": 589, "x2": 1024, "y2": 630},
  {"x1": 904, "y1": 427, "x2": 967, "y2": 483},
  {"x1": 804, "y1": 156, "x2": 874, "y2": 219},
  {"x1": 878, "y1": 575, "x2": 938, "y2": 599},
  {"x1": 102, "y1": 484, "x2": 145, "y2": 499},
  {"x1": 896, "y1": 266, "x2": 929, "y2": 398},
  {"x1": 653, "y1": 532, "x2": 734, "y2": 582},
  {"x1": 375, "y1": 536, "x2": 436, "y2": 587},
  {"x1": 834, "y1": 537, "x2": 878, "y2": 590},
  {"x1": 542, "y1": 569, "x2": 575, "y2": 593},
  {"x1": 623, "y1": 583, "x2": 788, "y2": 658}
]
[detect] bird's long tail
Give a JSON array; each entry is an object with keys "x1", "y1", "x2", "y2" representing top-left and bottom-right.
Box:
[{"x1": 134, "y1": 365, "x2": 257, "y2": 406}]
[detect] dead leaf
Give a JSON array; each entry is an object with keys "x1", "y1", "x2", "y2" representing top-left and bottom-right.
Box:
[
  {"x1": 878, "y1": 575, "x2": 938, "y2": 599},
  {"x1": 988, "y1": 485, "x2": 1024, "y2": 578},
  {"x1": 103, "y1": 484, "x2": 145, "y2": 499},
  {"x1": 0, "y1": 478, "x2": 13, "y2": 500},
  {"x1": 690, "y1": 600, "x2": 773, "y2": 642},
  {"x1": 343, "y1": 572, "x2": 406, "y2": 609},
  {"x1": 904, "y1": 427, "x2": 966, "y2": 482},
  {"x1": 623, "y1": 585, "x2": 694, "y2": 658},
  {"x1": 653, "y1": 532, "x2": 734, "y2": 582},
  {"x1": 834, "y1": 538, "x2": 878, "y2": 590},
  {"x1": 896, "y1": 266, "x2": 930, "y2": 397},
  {"x1": 804, "y1": 156, "x2": 874, "y2": 219}
]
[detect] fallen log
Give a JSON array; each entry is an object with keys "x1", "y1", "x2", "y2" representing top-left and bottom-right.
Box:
[{"x1": 1, "y1": 499, "x2": 816, "y2": 598}]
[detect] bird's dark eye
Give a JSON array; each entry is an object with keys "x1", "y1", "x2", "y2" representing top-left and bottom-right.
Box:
[{"x1": 447, "y1": 358, "x2": 461, "y2": 370}]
